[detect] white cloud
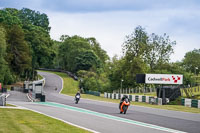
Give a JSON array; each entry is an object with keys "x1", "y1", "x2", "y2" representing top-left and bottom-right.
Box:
[
  {"x1": 48, "y1": 9, "x2": 199, "y2": 61},
  {"x1": 170, "y1": 34, "x2": 200, "y2": 62}
]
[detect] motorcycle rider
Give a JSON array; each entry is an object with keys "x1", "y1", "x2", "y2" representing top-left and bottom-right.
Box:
[
  {"x1": 75, "y1": 90, "x2": 81, "y2": 98},
  {"x1": 119, "y1": 95, "x2": 129, "y2": 109},
  {"x1": 75, "y1": 90, "x2": 81, "y2": 103}
]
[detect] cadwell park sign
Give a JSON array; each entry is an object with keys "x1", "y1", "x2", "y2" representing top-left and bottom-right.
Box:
[
  {"x1": 145, "y1": 74, "x2": 183, "y2": 85},
  {"x1": 136, "y1": 74, "x2": 183, "y2": 105}
]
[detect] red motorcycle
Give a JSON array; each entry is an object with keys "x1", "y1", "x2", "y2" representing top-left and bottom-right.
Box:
[{"x1": 120, "y1": 98, "x2": 130, "y2": 114}]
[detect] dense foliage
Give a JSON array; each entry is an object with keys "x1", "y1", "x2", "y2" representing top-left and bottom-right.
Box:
[
  {"x1": 57, "y1": 35, "x2": 110, "y2": 92},
  {"x1": 0, "y1": 8, "x2": 54, "y2": 84}
]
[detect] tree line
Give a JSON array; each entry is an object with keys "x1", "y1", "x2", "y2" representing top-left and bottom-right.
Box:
[
  {"x1": 0, "y1": 8, "x2": 199, "y2": 92},
  {"x1": 0, "y1": 8, "x2": 55, "y2": 85}
]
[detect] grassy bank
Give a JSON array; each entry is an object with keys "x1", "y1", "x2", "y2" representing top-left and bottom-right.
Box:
[
  {"x1": 37, "y1": 74, "x2": 43, "y2": 80},
  {"x1": 39, "y1": 70, "x2": 200, "y2": 113},
  {"x1": 0, "y1": 108, "x2": 90, "y2": 133},
  {"x1": 181, "y1": 86, "x2": 200, "y2": 100}
]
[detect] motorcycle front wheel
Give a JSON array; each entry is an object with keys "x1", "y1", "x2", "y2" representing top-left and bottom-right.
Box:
[{"x1": 123, "y1": 106, "x2": 128, "y2": 114}]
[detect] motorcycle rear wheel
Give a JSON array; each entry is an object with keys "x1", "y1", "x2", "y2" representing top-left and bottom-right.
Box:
[{"x1": 75, "y1": 99, "x2": 79, "y2": 104}]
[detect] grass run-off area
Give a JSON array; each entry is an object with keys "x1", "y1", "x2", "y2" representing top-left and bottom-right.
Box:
[
  {"x1": 39, "y1": 70, "x2": 200, "y2": 113},
  {"x1": 0, "y1": 108, "x2": 90, "y2": 133}
]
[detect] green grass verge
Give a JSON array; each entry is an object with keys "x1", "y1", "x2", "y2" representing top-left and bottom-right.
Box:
[
  {"x1": 39, "y1": 70, "x2": 200, "y2": 113},
  {"x1": 0, "y1": 108, "x2": 90, "y2": 133},
  {"x1": 181, "y1": 86, "x2": 200, "y2": 100},
  {"x1": 6, "y1": 104, "x2": 16, "y2": 107},
  {"x1": 37, "y1": 74, "x2": 43, "y2": 80}
]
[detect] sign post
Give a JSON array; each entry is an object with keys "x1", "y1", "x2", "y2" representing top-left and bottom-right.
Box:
[{"x1": 136, "y1": 74, "x2": 183, "y2": 105}]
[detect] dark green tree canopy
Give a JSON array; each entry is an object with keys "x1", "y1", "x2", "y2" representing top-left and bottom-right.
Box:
[
  {"x1": 18, "y1": 8, "x2": 50, "y2": 32},
  {"x1": 75, "y1": 50, "x2": 100, "y2": 71},
  {"x1": 0, "y1": 8, "x2": 21, "y2": 26},
  {"x1": 87, "y1": 37, "x2": 109, "y2": 64},
  {"x1": 58, "y1": 35, "x2": 106, "y2": 73},
  {"x1": 0, "y1": 7, "x2": 55, "y2": 84},
  {"x1": 183, "y1": 49, "x2": 200, "y2": 74},
  {"x1": 6, "y1": 25, "x2": 32, "y2": 75}
]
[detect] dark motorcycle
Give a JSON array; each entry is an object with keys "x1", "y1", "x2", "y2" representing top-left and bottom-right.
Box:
[
  {"x1": 120, "y1": 98, "x2": 130, "y2": 114},
  {"x1": 75, "y1": 95, "x2": 80, "y2": 104}
]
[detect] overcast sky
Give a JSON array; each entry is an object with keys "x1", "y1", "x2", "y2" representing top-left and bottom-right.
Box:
[{"x1": 1, "y1": 0, "x2": 200, "y2": 62}]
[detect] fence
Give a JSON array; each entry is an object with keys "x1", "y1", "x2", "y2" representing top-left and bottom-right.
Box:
[
  {"x1": 181, "y1": 98, "x2": 200, "y2": 108},
  {"x1": 113, "y1": 88, "x2": 156, "y2": 94},
  {"x1": 85, "y1": 90, "x2": 100, "y2": 96},
  {"x1": 104, "y1": 92, "x2": 162, "y2": 105},
  {"x1": 180, "y1": 86, "x2": 200, "y2": 94}
]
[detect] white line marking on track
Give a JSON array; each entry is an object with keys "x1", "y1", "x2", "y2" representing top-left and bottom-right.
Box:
[
  {"x1": 58, "y1": 75, "x2": 63, "y2": 94},
  {"x1": 39, "y1": 102, "x2": 187, "y2": 133}
]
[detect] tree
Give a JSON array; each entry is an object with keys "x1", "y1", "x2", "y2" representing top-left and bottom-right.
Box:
[
  {"x1": 0, "y1": 8, "x2": 22, "y2": 27},
  {"x1": 17, "y1": 8, "x2": 55, "y2": 69},
  {"x1": 113, "y1": 26, "x2": 176, "y2": 90},
  {"x1": 24, "y1": 26, "x2": 55, "y2": 68},
  {"x1": 6, "y1": 25, "x2": 32, "y2": 76},
  {"x1": 123, "y1": 26, "x2": 148, "y2": 59},
  {"x1": 183, "y1": 49, "x2": 200, "y2": 74},
  {"x1": 18, "y1": 8, "x2": 50, "y2": 32},
  {"x1": 0, "y1": 25, "x2": 9, "y2": 84},
  {"x1": 59, "y1": 35, "x2": 92, "y2": 72},
  {"x1": 144, "y1": 33, "x2": 176, "y2": 72},
  {"x1": 77, "y1": 70, "x2": 110, "y2": 92},
  {"x1": 108, "y1": 56, "x2": 124, "y2": 90},
  {"x1": 75, "y1": 50, "x2": 100, "y2": 71},
  {"x1": 155, "y1": 33, "x2": 176, "y2": 70},
  {"x1": 0, "y1": 8, "x2": 55, "y2": 70},
  {"x1": 120, "y1": 26, "x2": 149, "y2": 89},
  {"x1": 87, "y1": 37, "x2": 109, "y2": 64}
]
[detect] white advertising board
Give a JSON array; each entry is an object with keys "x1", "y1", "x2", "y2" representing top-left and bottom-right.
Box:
[{"x1": 145, "y1": 74, "x2": 183, "y2": 84}]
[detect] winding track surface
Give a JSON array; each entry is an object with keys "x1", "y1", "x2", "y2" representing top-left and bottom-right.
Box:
[{"x1": 7, "y1": 71, "x2": 200, "y2": 133}]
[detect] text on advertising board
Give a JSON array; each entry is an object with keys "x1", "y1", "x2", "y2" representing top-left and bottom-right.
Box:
[{"x1": 145, "y1": 74, "x2": 183, "y2": 84}]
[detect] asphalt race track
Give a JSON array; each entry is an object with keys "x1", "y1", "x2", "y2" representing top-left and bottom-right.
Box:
[{"x1": 7, "y1": 71, "x2": 200, "y2": 133}]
